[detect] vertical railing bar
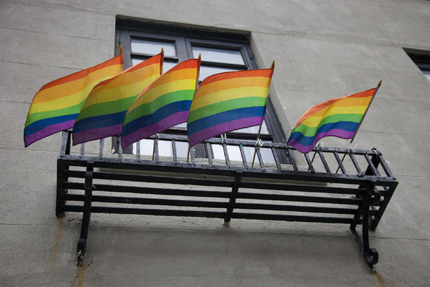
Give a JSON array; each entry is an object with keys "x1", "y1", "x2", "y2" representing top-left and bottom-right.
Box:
[
  {"x1": 364, "y1": 154, "x2": 380, "y2": 176},
  {"x1": 317, "y1": 150, "x2": 331, "y2": 173},
  {"x1": 154, "y1": 137, "x2": 159, "y2": 162},
  {"x1": 239, "y1": 145, "x2": 248, "y2": 168},
  {"x1": 205, "y1": 142, "x2": 213, "y2": 166},
  {"x1": 334, "y1": 151, "x2": 347, "y2": 174},
  {"x1": 286, "y1": 147, "x2": 298, "y2": 172},
  {"x1": 80, "y1": 143, "x2": 85, "y2": 156},
  {"x1": 99, "y1": 139, "x2": 104, "y2": 158},
  {"x1": 76, "y1": 161, "x2": 94, "y2": 267},
  {"x1": 256, "y1": 146, "x2": 265, "y2": 169},
  {"x1": 118, "y1": 136, "x2": 123, "y2": 160},
  {"x1": 60, "y1": 131, "x2": 68, "y2": 156},
  {"x1": 65, "y1": 130, "x2": 72, "y2": 155},
  {"x1": 369, "y1": 182, "x2": 397, "y2": 230},
  {"x1": 190, "y1": 146, "x2": 196, "y2": 164},
  {"x1": 136, "y1": 140, "x2": 141, "y2": 160},
  {"x1": 224, "y1": 171, "x2": 242, "y2": 223},
  {"x1": 348, "y1": 153, "x2": 362, "y2": 174},
  {"x1": 222, "y1": 141, "x2": 231, "y2": 167},
  {"x1": 377, "y1": 153, "x2": 394, "y2": 178},
  {"x1": 271, "y1": 147, "x2": 282, "y2": 170},
  {"x1": 172, "y1": 138, "x2": 178, "y2": 163},
  {"x1": 304, "y1": 153, "x2": 315, "y2": 173},
  {"x1": 56, "y1": 160, "x2": 68, "y2": 217}
]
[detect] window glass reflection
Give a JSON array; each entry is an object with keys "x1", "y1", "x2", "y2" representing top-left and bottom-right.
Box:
[
  {"x1": 132, "y1": 58, "x2": 177, "y2": 72},
  {"x1": 133, "y1": 139, "x2": 188, "y2": 158},
  {"x1": 231, "y1": 121, "x2": 269, "y2": 135},
  {"x1": 199, "y1": 65, "x2": 242, "y2": 81},
  {"x1": 193, "y1": 46, "x2": 244, "y2": 65},
  {"x1": 131, "y1": 39, "x2": 176, "y2": 57}
]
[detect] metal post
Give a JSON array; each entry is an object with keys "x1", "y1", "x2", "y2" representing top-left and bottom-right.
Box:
[
  {"x1": 224, "y1": 171, "x2": 242, "y2": 223},
  {"x1": 56, "y1": 160, "x2": 68, "y2": 217},
  {"x1": 77, "y1": 162, "x2": 94, "y2": 267}
]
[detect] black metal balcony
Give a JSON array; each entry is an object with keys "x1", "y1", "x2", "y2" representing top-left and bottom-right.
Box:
[{"x1": 56, "y1": 130, "x2": 398, "y2": 271}]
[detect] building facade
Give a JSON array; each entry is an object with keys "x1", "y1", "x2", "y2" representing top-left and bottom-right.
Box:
[{"x1": 1, "y1": 0, "x2": 430, "y2": 286}]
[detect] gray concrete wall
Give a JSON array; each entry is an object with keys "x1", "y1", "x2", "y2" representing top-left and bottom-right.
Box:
[{"x1": 1, "y1": 0, "x2": 430, "y2": 286}]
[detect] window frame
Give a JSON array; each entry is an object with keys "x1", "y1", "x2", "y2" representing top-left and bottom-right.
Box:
[{"x1": 114, "y1": 18, "x2": 287, "y2": 162}]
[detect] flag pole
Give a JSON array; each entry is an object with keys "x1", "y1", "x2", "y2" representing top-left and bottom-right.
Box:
[
  {"x1": 251, "y1": 61, "x2": 274, "y2": 168},
  {"x1": 350, "y1": 80, "x2": 382, "y2": 143},
  {"x1": 251, "y1": 124, "x2": 263, "y2": 168},
  {"x1": 152, "y1": 134, "x2": 157, "y2": 161},
  {"x1": 187, "y1": 146, "x2": 191, "y2": 163},
  {"x1": 336, "y1": 81, "x2": 382, "y2": 173},
  {"x1": 187, "y1": 54, "x2": 201, "y2": 164},
  {"x1": 160, "y1": 47, "x2": 164, "y2": 74}
]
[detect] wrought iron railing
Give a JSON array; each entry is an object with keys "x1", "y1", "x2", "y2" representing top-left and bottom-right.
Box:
[{"x1": 57, "y1": 130, "x2": 398, "y2": 271}]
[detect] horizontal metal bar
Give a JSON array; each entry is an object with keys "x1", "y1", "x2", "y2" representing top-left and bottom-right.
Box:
[
  {"x1": 64, "y1": 182, "x2": 231, "y2": 198},
  {"x1": 66, "y1": 194, "x2": 228, "y2": 209},
  {"x1": 65, "y1": 170, "x2": 234, "y2": 188},
  {"x1": 58, "y1": 156, "x2": 397, "y2": 186},
  {"x1": 231, "y1": 213, "x2": 354, "y2": 224},
  {"x1": 239, "y1": 181, "x2": 365, "y2": 195},
  {"x1": 65, "y1": 205, "x2": 225, "y2": 218},
  {"x1": 60, "y1": 130, "x2": 396, "y2": 157},
  {"x1": 236, "y1": 192, "x2": 361, "y2": 205},
  {"x1": 63, "y1": 205, "x2": 360, "y2": 225},
  {"x1": 234, "y1": 202, "x2": 358, "y2": 214}
]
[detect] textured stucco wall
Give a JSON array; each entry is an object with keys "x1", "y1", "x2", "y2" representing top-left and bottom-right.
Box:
[{"x1": 1, "y1": 1, "x2": 430, "y2": 286}]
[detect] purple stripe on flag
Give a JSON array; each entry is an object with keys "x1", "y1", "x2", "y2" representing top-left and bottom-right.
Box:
[
  {"x1": 121, "y1": 111, "x2": 188, "y2": 148},
  {"x1": 188, "y1": 116, "x2": 264, "y2": 147},
  {"x1": 24, "y1": 120, "x2": 75, "y2": 147},
  {"x1": 288, "y1": 129, "x2": 355, "y2": 153},
  {"x1": 73, "y1": 124, "x2": 122, "y2": 145}
]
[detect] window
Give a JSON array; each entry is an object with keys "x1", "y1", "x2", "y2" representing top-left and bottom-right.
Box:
[
  {"x1": 114, "y1": 17, "x2": 286, "y2": 163},
  {"x1": 405, "y1": 48, "x2": 430, "y2": 81}
]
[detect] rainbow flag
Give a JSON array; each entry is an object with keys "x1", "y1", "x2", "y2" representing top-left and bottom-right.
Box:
[
  {"x1": 287, "y1": 87, "x2": 378, "y2": 153},
  {"x1": 121, "y1": 58, "x2": 200, "y2": 148},
  {"x1": 72, "y1": 52, "x2": 164, "y2": 145},
  {"x1": 24, "y1": 54, "x2": 123, "y2": 147},
  {"x1": 187, "y1": 64, "x2": 275, "y2": 147}
]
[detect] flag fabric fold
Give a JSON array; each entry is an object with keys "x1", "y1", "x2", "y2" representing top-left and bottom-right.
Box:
[
  {"x1": 121, "y1": 58, "x2": 200, "y2": 149},
  {"x1": 287, "y1": 87, "x2": 378, "y2": 153},
  {"x1": 24, "y1": 54, "x2": 123, "y2": 147},
  {"x1": 187, "y1": 64, "x2": 275, "y2": 147},
  {"x1": 72, "y1": 52, "x2": 164, "y2": 145}
]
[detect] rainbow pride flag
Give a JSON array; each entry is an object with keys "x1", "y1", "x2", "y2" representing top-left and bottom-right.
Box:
[
  {"x1": 24, "y1": 54, "x2": 123, "y2": 147},
  {"x1": 187, "y1": 64, "x2": 275, "y2": 147},
  {"x1": 72, "y1": 52, "x2": 164, "y2": 145},
  {"x1": 287, "y1": 86, "x2": 379, "y2": 153},
  {"x1": 121, "y1": 58, "x2": 200, "y2": 149}
]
